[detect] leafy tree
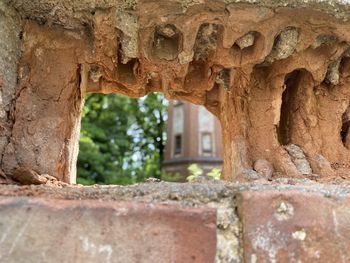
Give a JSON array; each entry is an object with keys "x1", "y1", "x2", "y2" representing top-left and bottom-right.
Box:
[{"x1": 77, "y1": 93, "x2": 167, "y2": 185}]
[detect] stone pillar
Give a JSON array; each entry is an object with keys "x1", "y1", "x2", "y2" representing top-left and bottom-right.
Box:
[{"x1": 1, "y1": 22, "x2": 85, "y2": 183}]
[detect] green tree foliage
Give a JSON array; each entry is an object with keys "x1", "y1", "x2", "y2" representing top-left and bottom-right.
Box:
[{"x1": 77, "y1": 93, "x2": 167, "y2": 185}]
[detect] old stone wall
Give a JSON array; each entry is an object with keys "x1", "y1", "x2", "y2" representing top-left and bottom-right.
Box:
[
  {"x1": 1, "y1": 22, "x2": 85, "y2": 183},
  {"x1": 1, "y1": 0, "x2": 350, "y2": 183},
  {"x1": 1, "y1": 180, "x2": 350, "y2": 262},
  {"x1": 2, "y1": 3, "x2": 350, "y2": 263}
]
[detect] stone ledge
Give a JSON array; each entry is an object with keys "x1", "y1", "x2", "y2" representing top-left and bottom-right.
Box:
[
  {"x1": 2, "y1": 181, "x2": 350, "y2": 262},
  {"x1": 0, "y1": 197, "x2": 217, "y2": 263},
  {"x1": 1, "y1": 180, "x2": 350, "y2": 202}
]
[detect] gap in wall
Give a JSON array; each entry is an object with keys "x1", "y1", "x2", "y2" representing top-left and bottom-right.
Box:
[
  {"x1": 77, "y1": 94, "x2": 223, "y2": 185},
  {"x1": 77, "y1": 92, "x2": 167, "y2": 185},
  {"x1": 277, "y1": 70, "x2": 302, "y2": 145}
]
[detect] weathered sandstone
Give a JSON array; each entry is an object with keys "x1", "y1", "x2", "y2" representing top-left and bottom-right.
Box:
[{"x1": 1, "y1": 0, "x2": 350, "y2": 182}]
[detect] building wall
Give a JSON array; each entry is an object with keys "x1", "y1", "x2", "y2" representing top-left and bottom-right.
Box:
[{"x1": 163, "y1": 100, "x2": 223, "y2": 179}]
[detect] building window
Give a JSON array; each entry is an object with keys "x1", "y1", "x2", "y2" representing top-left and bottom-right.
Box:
[
  {"x1": 201, "y1": 132, "x2": 212, "y2": 154},
  {"x1": 174, "y1": 134, "x2": 182, "y2": 155}
]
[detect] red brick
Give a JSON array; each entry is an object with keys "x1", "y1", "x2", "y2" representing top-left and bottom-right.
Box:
[
  {"x1": 238, "y1": 190, "x2": 350, "y2": 262},
  {"x1": 0, "y1": 197, "x2": 216, "y2": 263}
]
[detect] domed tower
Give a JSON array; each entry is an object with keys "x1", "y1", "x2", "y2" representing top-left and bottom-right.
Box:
[{"x1": 163, "y1": 100, "x2": 223, "y2": 180}]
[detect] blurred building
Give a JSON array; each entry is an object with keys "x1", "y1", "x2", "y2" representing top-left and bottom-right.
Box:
[{"x1": 163, "y1": 100, "x2": 223, "y2": 180}]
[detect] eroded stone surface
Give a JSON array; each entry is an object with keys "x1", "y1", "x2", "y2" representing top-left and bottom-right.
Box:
[
  {"x1": 285, "y1": 144, "x2": 312, "y2": 175},
  {"x1": 1, "y1": 1, "x2": 350, "y2": 182},
  {"x1": 253, "y1": 159, "x2": 274, "y2": 179},
  {"x1": 1, "y1": 22, "x2": 85, "y2": 183}
]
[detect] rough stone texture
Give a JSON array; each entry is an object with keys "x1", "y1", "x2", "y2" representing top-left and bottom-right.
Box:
[
  {"x1": 2, "y1": 2, "x2": 350, "y2": 261},
  {"x1": 12, "y1": 167, "x2": 48, "y2": 185},
  {"x1": 0, "y1": 197, "x2": 217, "y2": 263},
  {"x1": 1, "y1": 1, "x2": 350, "y2": 183},
  {"x1": 285, "y1": 144, "x2": 312, "y2": 175},
  {"x1": 11, "y1": 167, "x2": 68, "y2": 186},
  {"x1": 285, "y1": 144, "x2": 306, "y2": 159},
  {"x1": 239, "y1": 190, "x2": 350, "y2": 262},
  {"x1": 0, "y1": 3, "x2": 22, "y2": 168},
  {"x1": 235, "y1": 32, "x2": 256, "y2": 50},
  {"x1": 208, "y1": 196, "x2": 242, "y2": 263},
  {"x1": 239, "y1": 168, "x2": 261, "y2": 181},
  {"x1": 0, "y1": 181, "x2": 243, "y2": 263},
  {"x1": 2, "y1": 181, "x2": 350, "y2": 262},
  {"x1": 7, "y1": 0, "x2": 350, "y2": 26},
  {"x1": 253, "y1": 159, "x2": 274, "y2": 179},
  {"x1": 1, "y1": 22, "x2": 85, "y2": 183},
  {"x1": 265, "y1": 27, "x2": 299, "y2": 63}
]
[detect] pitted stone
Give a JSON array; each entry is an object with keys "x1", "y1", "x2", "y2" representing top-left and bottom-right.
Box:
[{"x1": 1, "y1": 0, "x2": 350, "y2": 182}]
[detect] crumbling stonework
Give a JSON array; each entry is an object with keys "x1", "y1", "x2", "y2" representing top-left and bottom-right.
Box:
[
  {"x1": 1, "y1": 1, "x2": 350, "y2": 182},
  {"x1": 1, "y1": 22, "x2": 85, "y2": 183}
]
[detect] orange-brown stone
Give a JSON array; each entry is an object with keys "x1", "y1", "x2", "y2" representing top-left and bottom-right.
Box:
[{"x1": 1, "y1": 1, "x2": 350, "y2": 182}]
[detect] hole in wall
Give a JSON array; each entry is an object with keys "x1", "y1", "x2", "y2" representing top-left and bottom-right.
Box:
[
  {"x1": 193, "y1": 23, "x2": 223, "y2": 61},
  {"x1": 78, "y1": 93, "x2": 168, "y2": 185},
  {"x1": 265, "y1": 27, "x2": 299, "y2": 64},
  {"x1": 152, "y1": 24, "x2": 182, "y2": 61},
  {"x1": 231, "y1": 31, "x2": 262, "y2": 63},
  {"x1": 77, "y1": 94, "x2": 223, "y2": 185},
  {"x1": 323, "y1": 54, "x2": 350, "y2": 86},
  {"x1": 277, "y1": 69, "x2": 304, "y2": 145},
  {"x1": 184, "y1": 61, "x2": 209, "y2": 91},
  {"x1": 234, "y1": 32, "x2": 257, "y2": 50},
  {"x1": 116, "y1": 57, "x2": 138, "y2": 84},
  {"x1": 183, "y1": 23, "x2": 223, "y2": 91}
]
